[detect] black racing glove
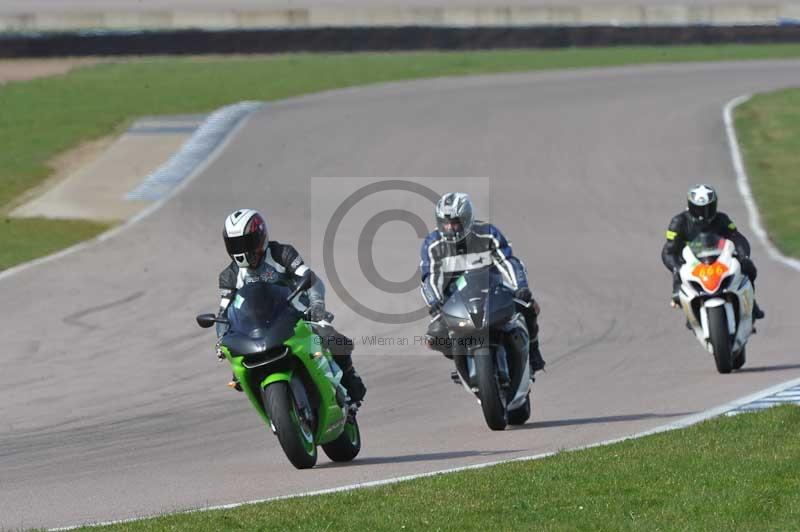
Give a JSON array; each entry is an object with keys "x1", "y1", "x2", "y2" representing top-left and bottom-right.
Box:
[
  {"x1": 306, "y1": 302, "x2": 334, "y2": 323},
  {"x1": 515, "y1": 287, "x2": 532, "y2": 302},
  {"x1": 428, "y1": 300, "x2": 443, "y2": 316}
]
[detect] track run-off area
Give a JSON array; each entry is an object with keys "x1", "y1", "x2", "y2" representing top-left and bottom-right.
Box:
[{"x1": 2, "y1": 60, "x2": 800, "y2": 529}]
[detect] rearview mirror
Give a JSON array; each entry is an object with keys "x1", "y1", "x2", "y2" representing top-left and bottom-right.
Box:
[
  {"x1": 196, "y1": 313, "x2": 218, "y2": 328},
  {"x1": 286, "y1": 270, "x2": 317, "y2": 303}
]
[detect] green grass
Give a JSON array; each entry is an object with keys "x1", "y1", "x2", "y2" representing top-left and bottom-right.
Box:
[
  {"x1": 72, "y1": 405, "x2": 800, "y2": 531},
  {"x1": 0, "y1": 217, "x2": 112, "y2": 270},
  {"x1": 735, "y1": 89, "x2": 800, "y2": 257},
  {"x1": 3, "y1": 44, "x2": 800, "y2": 270}
]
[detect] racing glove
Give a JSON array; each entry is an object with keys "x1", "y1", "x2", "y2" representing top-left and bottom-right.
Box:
[
  {"x1": 428, "y1": 300, "x2": 444, "y2": 316},
  {"x1": 306, "y1": 302, "x2": 334, "y2": 323},
  {"x1": 515, "y1": 287, "x2": 532, "y2": 302}
]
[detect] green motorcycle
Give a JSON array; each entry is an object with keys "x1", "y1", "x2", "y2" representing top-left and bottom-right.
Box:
[{"x1": 196, "y1": 272, "x2": 361, "y2": 469}]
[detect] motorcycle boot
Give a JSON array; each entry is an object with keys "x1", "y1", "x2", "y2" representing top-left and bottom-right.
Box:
[
  {"x1": 518, "y1": 302, "x2": 545, "y2": 374},
  {"x1": 529, "y1": 337, "x2": 545, "y2": 374},
  {"x1": 228, "y1": 373, "x2": 243, "y2": 392},
  {"x1": 340, "y1": 366, "x2": 366, "y2": 403},
  {"x1": 753, "y1": 300, "x2": 765, "y2": 321}
]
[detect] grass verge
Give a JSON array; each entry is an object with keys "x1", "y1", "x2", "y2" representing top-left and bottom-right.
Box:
[
  {"x1": 3, "y1": 44, "x2": 800, "y2": 270},
  {"x1": 0, "y1": 217, "x2": 112, "y2": 271},
  {"x1": 735, "y1": 89, "x2": 800, "y2": 257},
  {"x1": 72, "y1": 405, "x2": 800, "y2": 531}
]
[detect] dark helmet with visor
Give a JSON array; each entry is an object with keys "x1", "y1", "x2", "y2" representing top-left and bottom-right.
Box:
[{"x1": 687, "y1": 184, "x2": 718, "y2": 224}]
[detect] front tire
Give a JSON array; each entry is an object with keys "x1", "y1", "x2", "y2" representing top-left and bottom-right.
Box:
[
  {"x1": 474, "y1": 350, "x2": 507, "y2": 430},
  {"x1": 708, "y1": 306, "x2": 733, "y2": 374},
  {"x1": 507, "y1": 393, "x2": 531, "y2": 426},
  {"x1": 262, "y1": 382, "x2": 318, "y2": 469},
  {"x1": 322, "y1": 416, "x2": 361, "y2": 462}
]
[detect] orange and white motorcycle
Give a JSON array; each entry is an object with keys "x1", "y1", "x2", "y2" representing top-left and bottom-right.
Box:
[{"x1": 676, "y1": 233, "x2": 755, "y2": 374}]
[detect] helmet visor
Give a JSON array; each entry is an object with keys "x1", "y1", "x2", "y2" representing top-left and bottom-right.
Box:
[
  {"x1": 689, "y1": 202, "x2": 716, "y2": 221},
  {"x1": 438, "y1": 218, "x2": 465, "y2": 241},
  {"x1": 224, "y1": 232, "x2": 262, "y2": 256}
]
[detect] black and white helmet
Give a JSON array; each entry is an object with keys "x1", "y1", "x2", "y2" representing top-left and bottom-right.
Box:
[
  {"x1": 435, "y1": 192, "x2": 474, "y2": 243},
  {"x1": 223, "y1": 209, "x2": 269, "y2": 268},
  {"x1": 687, "y1": 184, "x2": 718, "y2": 224}
]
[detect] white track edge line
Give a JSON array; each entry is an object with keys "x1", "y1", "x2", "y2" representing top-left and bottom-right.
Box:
[
  {"x1": 0, "y1": 101, "x2": 265, "y2": 283},
  {"x1": 50, "y1": 375, "x2": 800, "y2": 532},
  {"x1": 723, "y1": 94, "x2": 800, "y2": 272}
]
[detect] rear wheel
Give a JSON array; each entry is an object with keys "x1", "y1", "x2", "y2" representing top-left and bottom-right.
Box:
[
  {"x1": 708, "y1": 306, "x2": 733, "y2": 374},
  {"x1": 474, "y1": 350, "x2": 507, "y2": 431},
  {"x1": 733, "y1": 346, "x2": 746, "y2": 370},
  {"x1": 322, "y1": 415, "x2": 361, "y2": 462},
  {"x1": 262, "y1": 382, "x2": 317, "y2": 469},
  {"x1": 507, "y1": 393, "x2": 531, "y2": 426}
]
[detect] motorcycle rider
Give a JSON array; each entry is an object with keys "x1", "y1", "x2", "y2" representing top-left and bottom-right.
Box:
[
  {"x1": 661, "y1": 184, "x2": 764, "y2": 320},
  {"x1": 216, "y1": 208, "x2": 366, "y2": 402},
  {"x1": 420, "y1": 192, "x2": 546, "y2": 375}
]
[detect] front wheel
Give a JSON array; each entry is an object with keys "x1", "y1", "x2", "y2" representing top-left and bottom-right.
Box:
[
  {"x1": 262, "y1": 382, "x2": 318, "y2": 469},
  {"x1": 322, "y1": 415, "x2": 361, "y2": 462},
  {"x1": 474, "y1": 349, "x2": 507, "y2": 430},
  {"x1": 708, "y1": 306, "x2": 733, "y2": 374}
]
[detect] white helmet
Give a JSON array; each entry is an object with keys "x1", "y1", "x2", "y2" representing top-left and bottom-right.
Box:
[{"x1": 223, "y1": 209, "x2": 269, "y2": 268}]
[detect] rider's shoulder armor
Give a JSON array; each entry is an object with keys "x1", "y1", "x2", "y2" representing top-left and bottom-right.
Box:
[
  {"x1": 421, "y1": 229, "x2": 448, "y2": 261},
  {"x1": 666, "y1": 213, "x2": 688, "y2": 242},
  {"x1": 471, "y1": 220, "x2": 493, "y2": 232},
  {"x1": 219, "y1": 260, "x2": 238, "y2": 291},
  {"x1": 715, "y1": 212, "x2": 736, "y2": 234},
  {"x1": 470, "y1": 220, "x2": 503, "y2": 241},
  {"x1": 421, "y1": 229, "x2": 441, "y2": 247},
  {"x1": 268, "y1": 241, "x2": 304, "y2": 274}
]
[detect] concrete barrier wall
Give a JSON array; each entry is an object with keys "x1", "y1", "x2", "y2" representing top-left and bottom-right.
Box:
[
  {"x1": 4, "y1": 25, "x2": 800, "y2": 58},
  {"x1": 2, "y1": 5, "x2": 800, "y2": 33}
]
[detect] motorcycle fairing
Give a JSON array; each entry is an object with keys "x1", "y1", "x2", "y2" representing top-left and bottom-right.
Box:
[
  {"x1": 678, "y1": 238, "x2": 754, "y2": 355},
  {"x1": 282, "y1": 320, "x2": 347, "y2": 445},
  {"x1": 446, "y1": 267, "x2": 531, "y2": 411}
]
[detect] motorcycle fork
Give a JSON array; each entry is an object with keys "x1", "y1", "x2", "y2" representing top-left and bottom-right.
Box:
[
  {"x1": 495, "y1": 347, "x2": 511, "y2": 388},
  {"x1": 464, "y1": 345, "x2": 509, "y2": 388},
  {"x1": 504, "y1": 327, "x2": 528, "y2": 393},
  {"x1": 289, "y1": 372, "x2": 317, "y2": 434}
]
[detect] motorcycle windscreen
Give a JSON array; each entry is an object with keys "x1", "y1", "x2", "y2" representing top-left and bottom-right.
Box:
[
  {"x1": 483, "y1": 286, "x2": 516, "y2": 328},
  {"x1": 689, "y1": 232, "x2": 726, "y2": 264},
  {"x1": 228, "y1": 281, "x2": 294, "y2": 335},
  {"x1": 443, "y1": 266, "x2": 509, "y2": 329}
]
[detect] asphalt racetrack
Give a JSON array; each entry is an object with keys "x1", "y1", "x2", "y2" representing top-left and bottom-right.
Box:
[{"x1": 2, "y1": 61, "x2": 800, "y2": 529}]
